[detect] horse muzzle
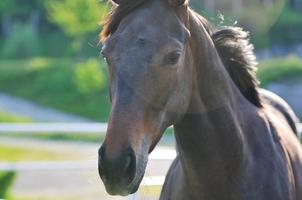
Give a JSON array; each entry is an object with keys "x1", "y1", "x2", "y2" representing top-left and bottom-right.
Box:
[{"x1": 98, "y1": 145, "x2": 143, "y2": 196}]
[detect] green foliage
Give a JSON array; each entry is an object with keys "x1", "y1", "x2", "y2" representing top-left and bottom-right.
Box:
[
  {"x1": 257, "y1": 56, "x2": 302, "y2": 86},
  {"x1": 1, "y1": 24, "x2": 40, "y2": 59},
  {"x1": 75, "y1": 59, "x2": 107, "y2": 94},
  {"x1": 0, "y1": 171, "x2": 16, "y2": 199},
  {"x1": 47, "y1": 0, "x2": 108, "y2": 37},
  {"x1": 242, "y1": 0, "x2": 286, "y2": 48},
  {"x1": 0, "y1": 0, "x2": 18, "y2": 15},
  {"x1": 0, "y1": 0, "x2": 44, "y2": 15},
  {"x1": 46, "y1": 0, "x2": 108, "y2": 53},
  {"x1": 245, "y1": 5, "x2": 302, "y2": 48},
  {"x1": 238, "y1": 0, "x2": 285, "y2": 34},
  {"x1": 194, "y1": 0, "x2": 302, "y2": 49},
  {"x1": 269, "y1": 8, "x2": 302, "y2": 46},
  {"x1": 39, "y1": 32, "x2": 74, "y2": 57},
  {"x1": 0, "y1": 58, "x2": 110, "y2": 121}
]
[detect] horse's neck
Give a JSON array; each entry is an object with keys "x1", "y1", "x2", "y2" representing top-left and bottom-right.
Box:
[{"x1": 173, "y1": 11, "x2": 253, "y2": 196}]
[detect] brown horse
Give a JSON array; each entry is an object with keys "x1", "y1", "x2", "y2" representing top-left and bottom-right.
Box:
[{"x1": 98, "y1": 0, "x2": 302, "y2": 199}]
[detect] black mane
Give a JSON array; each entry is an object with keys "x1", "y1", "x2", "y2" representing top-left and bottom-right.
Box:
[{"x1": 212, "y1": 27, "x2": 262, "y2": 107}]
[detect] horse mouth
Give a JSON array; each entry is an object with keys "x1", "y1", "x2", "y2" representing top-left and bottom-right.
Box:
[
  {"x1": 103, "y1": 173, "x2": 144, "y2": 196},
  {"x1": 105, "y1": 186, "x2": 134, "y2": 196}
]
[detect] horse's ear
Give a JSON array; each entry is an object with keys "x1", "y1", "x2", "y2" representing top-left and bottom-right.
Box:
[
  {"x1": 168, "y1": 0, "x2": 187, "y2": 6},
  {"x1": 111, "y1": 0, "x2": 122, "y2": 5}
]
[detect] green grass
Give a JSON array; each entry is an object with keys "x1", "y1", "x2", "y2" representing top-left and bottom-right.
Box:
[
  {"x1": 0, "y1": 57, "x2": 110, "y2": 121},
  {"x1": 0, "y1": 145, "x2": 81, "y2": 162},
  {"x1": 0, "y1": 110, "x2": 32, "y2": 122},
  {"x1": 257, "y1": 56, "x2": 302, "y2": 86}
]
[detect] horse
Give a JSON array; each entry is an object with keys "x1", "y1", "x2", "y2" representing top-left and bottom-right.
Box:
[{"x1": 97, "y1": 0, "x2": 302, "y2": 199}]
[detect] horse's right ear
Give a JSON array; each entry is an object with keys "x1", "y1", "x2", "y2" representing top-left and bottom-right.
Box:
[
  {"x1": 168, "y1": 0, "x2": 187, "y2": 6},
  {"x1": 111, "y1": 0, "x2": 122, "y2": 5}
]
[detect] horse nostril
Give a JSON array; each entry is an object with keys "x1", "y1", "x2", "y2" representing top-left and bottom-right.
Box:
[
  {"x1": 122, "y1": 149, "x2": 136, "y2": 184},
  {"x1": 98, "y1": 145, "x2": 136, "y2": 185},
  {"x1": 123, "y1": 155, "x2": 131, "y2": 174}
]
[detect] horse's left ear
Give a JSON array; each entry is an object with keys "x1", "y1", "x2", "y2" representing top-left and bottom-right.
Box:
[{"x1": 168, "y1": 0, "x2": 187, "y2": 6}]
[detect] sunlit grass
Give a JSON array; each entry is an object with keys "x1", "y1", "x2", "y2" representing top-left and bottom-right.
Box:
[
  {"x1": 0, "y1": 110, "x2": 32, "y2": 123},
  {"x1": 139, "y1": 185, "x2": 162, "y2": 196},
  {"x1": 0, "y1": 145, "x2": 81, "y2": 162}
]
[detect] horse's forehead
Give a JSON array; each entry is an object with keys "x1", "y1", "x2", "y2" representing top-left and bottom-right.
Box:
[
  {"x1": 121, "y1": 1, "x2": 179, "y2": 35},
  {"x1": 133, "y1": 0, "x2": 171, "y2": 19}
]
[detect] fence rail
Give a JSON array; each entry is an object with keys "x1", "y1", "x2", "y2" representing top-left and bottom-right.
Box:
[
  {"x1": 0, "y1": 123, "x2": 173, "y2": 134},
  {"x1": 0, "y1": 122, "x2": 108, "y2": 134}
]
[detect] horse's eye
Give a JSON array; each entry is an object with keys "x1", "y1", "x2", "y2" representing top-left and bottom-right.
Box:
[{"x1": 164, "y1": 51, "x2": 181, "y2": 66}]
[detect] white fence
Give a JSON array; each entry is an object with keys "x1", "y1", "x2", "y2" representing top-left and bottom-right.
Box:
[
  {"x1": 0, "y1": 123, "x2": 175, "y2": 200},
  {"x1": 0, "y1": 122, "x2": 301, "y2": 200},
  {"x1": 0, "y1": 122, "x2": 300, "y2": 173},
  {"x1": 0, "y1": 122, "x2": 108, "y2": 134}
]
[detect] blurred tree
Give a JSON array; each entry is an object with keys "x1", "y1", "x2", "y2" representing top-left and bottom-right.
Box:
[
  {"x1": 0, "y1": 0, "x2": 47, "y2": 37},
  {"x1": 0, "y1": 0, "x2": 17, "y2": 37},
  {"x1": 46, "y1": 0, "x2": 108, "y2": 56},
  {"x1": 2, "y1": 23, "x2": 40, "y2": 58},
  {"x1": 74, "y1": 58, "x2": 107, "y2": 94}
]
